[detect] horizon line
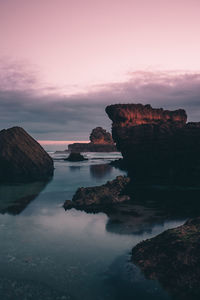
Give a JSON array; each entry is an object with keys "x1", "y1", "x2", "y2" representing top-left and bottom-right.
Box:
[{"x1": 38, "y1": 140, "x2": 89, "y2": 145}]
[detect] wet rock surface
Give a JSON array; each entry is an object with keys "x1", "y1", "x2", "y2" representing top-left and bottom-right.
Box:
[
  {"x1": 132, "y1": 217, "x2": 200, "y2": 299},
  {"x1": 64, "y1": 176, "x2": 130, "y2": 211},
  {"x1": 0, "y1": 127, "x2": 54, "y2": 182}
]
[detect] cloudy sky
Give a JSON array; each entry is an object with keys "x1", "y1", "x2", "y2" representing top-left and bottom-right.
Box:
[{"x1": 0, "y1": 0, "x2": 200, "y2": 140}]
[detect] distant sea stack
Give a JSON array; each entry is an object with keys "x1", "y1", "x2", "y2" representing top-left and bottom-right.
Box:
[
  {"x1": 0, "y1": 127, "x2": 54, "y2": 182},
  {"x1": 106, "y1": 103, "x2": 200, "y2": 185},
  {"x1": 68, "y1": 127, "x2": 117, "y2": 152}
]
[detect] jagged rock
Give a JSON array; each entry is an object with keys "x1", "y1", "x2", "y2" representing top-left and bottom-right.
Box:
[
  {"x1": 0, "y1": 126, "x2": 54, "y2": 182},
  {"x1": 65, "y1": 152, "x2": 87, "y2": 161},
  {"x1": 106, "y1": 103, "x2": 200, "y2": 185},
  {"x1": 90, "y1": 127, "x2": 114, "y2": 144},
  {"x1": 132, "y1": 217, "x2": 200, "y2": 299},
  {"x1": 64, "y1": 176, "x2": 130, "y2": 211},
  {"x1": 68, "y1": 127, "x2": 117, "y2": 152},
  {"x1": 106, "y1": 103, "x2": 187, "y2": 127}
]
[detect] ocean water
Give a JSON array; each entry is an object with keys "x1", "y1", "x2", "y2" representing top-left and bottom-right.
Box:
[{"x1": 0, "y1": 147, "x2": 185, "y2": 300}]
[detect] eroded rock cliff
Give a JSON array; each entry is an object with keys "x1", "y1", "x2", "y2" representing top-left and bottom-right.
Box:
[{"x1": 106, "y1": 104, "x2": 200, "y2": 185}]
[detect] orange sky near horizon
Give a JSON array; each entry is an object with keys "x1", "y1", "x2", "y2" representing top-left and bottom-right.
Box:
[{"x1": 38, "y1": 140, "x2": 89, "y2": 145}]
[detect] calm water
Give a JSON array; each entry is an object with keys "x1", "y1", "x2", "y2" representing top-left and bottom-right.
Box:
[{"x1": 0, "y1": 148, "x2": 185, "y2": 300}]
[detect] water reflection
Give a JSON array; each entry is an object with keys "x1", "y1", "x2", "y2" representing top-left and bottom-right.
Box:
[
  {"x1": 0, "y1": 179, "x2": 51, "y2": 215},
  {"x1": 90, "y1": 163, "x2": 112, "y2": 179}
]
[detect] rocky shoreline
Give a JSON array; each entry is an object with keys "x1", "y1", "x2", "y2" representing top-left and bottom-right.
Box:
[
  {"x1": 132, "y1": 217, "x2": 200, "y2": 299},
  {"x1": 64, "y1": 176, "x2": 130, "y2": 212}
]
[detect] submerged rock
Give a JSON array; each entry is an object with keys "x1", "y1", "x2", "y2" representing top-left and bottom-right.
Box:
[
  {"x1": 132, "y1": 217, "x2": 200, "y2": 299},
  {"x1": 106, "y1": 103, "x2": 200, "y2": 185},
  {"x1": 65, "y1": 152, "x2": 87, "y2": 162},
  {"x1": 68, "y1": 127, "x2": 117, "y2": 152},
  {"x1": 0, "y1": 126, "x2": 54, "y2": 182},
  {"x1": 64, "y1": 176, "x2": 130, "y2": 211}
]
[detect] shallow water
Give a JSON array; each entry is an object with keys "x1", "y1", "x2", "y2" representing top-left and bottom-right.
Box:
[{"x1": 0, "y1": 151, "x2": 185, "y2": 300}]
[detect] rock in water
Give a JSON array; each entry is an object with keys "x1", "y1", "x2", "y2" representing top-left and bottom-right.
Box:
[
  {"x1": 90, "y1": 127, "x2": 114, "y2": 144},
  {"x1": 68, "y1": 127, "x2": 117, "y2": 152},
  {"x1": 0, "y1": 126, "x2": 54, "y2": 182},
  {"x1": 132, "y1": 217, "x2": 200, "y2": 299},
  {"x1": 64, "y1": 176, "x2": 130, "y2": 211},
  {"x1": 106, "y1": 103, "x2": 200, "y2": 185},
  {"x1": 65, "y1": 152, "x2": 87, "y2": 161}
]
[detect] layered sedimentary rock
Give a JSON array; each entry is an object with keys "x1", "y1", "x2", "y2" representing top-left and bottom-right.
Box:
[
  {"x1": 132, "y1": 217, "x2": 200, "y2": 299},
  {"x1": 0, "y1": 127, "x2": 54, "y2": 182},
  {"x1": 106, "y1": 104, "x2": 200, "y2": 184},
  {"x1": 64, "y1": 176, "x2": 130, "y2": 211},
  {"x1": 68, "y1": 127, "x2": 117, "y2": 152}
]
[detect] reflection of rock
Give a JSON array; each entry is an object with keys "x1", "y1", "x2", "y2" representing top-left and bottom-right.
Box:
[
  {"x1": 106, "y1": 187, "x2": 200, "y2": 235},
  {"x1": 65, "y1": 152, "x2": 87, "y2": 161},
  {"x1": 64, "y1": 176, "x2": 130, "y2": 211},
  {"x1": 0, "y1": 127, "x2": 54, "y2": 182},
  {"x1": 90, "y1": 164, "x2": 112, "y2": 179},
  {"x1": 106, "y1": 103, "x2": 200, "y2": 185},
  {"x1": 132, "y1": 217, "x2": 200, "y2": 299},
  {"x1": 68, "y1": 127, "x2": 117, "y2": 152},
  {"x1": 0, "y1": 180, "x2": 50, "y2": 215}
]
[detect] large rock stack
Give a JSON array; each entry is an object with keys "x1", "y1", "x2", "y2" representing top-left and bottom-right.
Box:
[{"x1": 106, "y1": 104, "x2": 200, "y2": 184}]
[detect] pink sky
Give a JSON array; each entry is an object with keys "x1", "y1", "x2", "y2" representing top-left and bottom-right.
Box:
[{"x1": 1, "y1": 0, "x2": 200, "y2": 94}]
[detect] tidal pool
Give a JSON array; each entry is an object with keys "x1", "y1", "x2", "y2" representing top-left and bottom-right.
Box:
[{"x1": 0, "y1": 151, "x2": 185, "y2": 300}]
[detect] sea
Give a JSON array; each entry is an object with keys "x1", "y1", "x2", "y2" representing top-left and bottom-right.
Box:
[{"x1": 0, "y1": 142, "x2": 186, "y2": 300}]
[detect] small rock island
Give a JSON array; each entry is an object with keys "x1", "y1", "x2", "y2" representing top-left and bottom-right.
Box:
[{"x1": 68, "y1": 127, "x2": 117, "y2": 152}]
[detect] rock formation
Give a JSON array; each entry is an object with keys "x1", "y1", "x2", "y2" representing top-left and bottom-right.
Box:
[
  {"x1": 65, "y1": 152, "x2": 87, "y2": 162},
  {"x1": 64, "y1": 176, "x2": 130, "y2": 211},
  {"x1": 132, "y1": 217, "x2": 200, "y2": 299},
  {"x1": 68, "y1": 127, "x2": 117, "y2": 152},
  {"x1": 90, "y1": 127, "x2": 114, "y2": 144},
  {"x1": 0, "y1": 126, "x2": 54, "y2": 182},
  {"x1": 106, "y1": 103, "x2": 200, "y2": 185}
]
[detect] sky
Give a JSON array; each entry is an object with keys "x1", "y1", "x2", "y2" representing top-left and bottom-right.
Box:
[{"x1": 0, "y1": 0, "x2": 200, "y2": 140}]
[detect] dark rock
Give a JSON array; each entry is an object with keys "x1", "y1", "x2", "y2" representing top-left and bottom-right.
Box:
[
  {"x1": 65, "y1": 152, "x2": 87, "y2": 161},
  {"x1": 106, "y1": 103, "x2": 200, "y2": 185},
  {"x1": 68, "y1": 143, "x2": 117, "y2": 152},
  {"x1": 68, "y1": 127, "x2": 117, "y2": 152},
  {"x1": 64, "y1": 176, "x2": 130, "y2": 211},
  {"x1": 90, "y1": 127, "x2": 114, "y2": 144},
  {"x1": 0, "y1": 126, "x2": 54, "y2": 182},
  {"x1": 132, "y1": 217, "x2": 200, "y2": 299}
]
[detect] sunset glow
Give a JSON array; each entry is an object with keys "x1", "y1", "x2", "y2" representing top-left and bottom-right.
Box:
[{"x1": 1, "y1": 0, "x2": 200, "y2": 93}]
